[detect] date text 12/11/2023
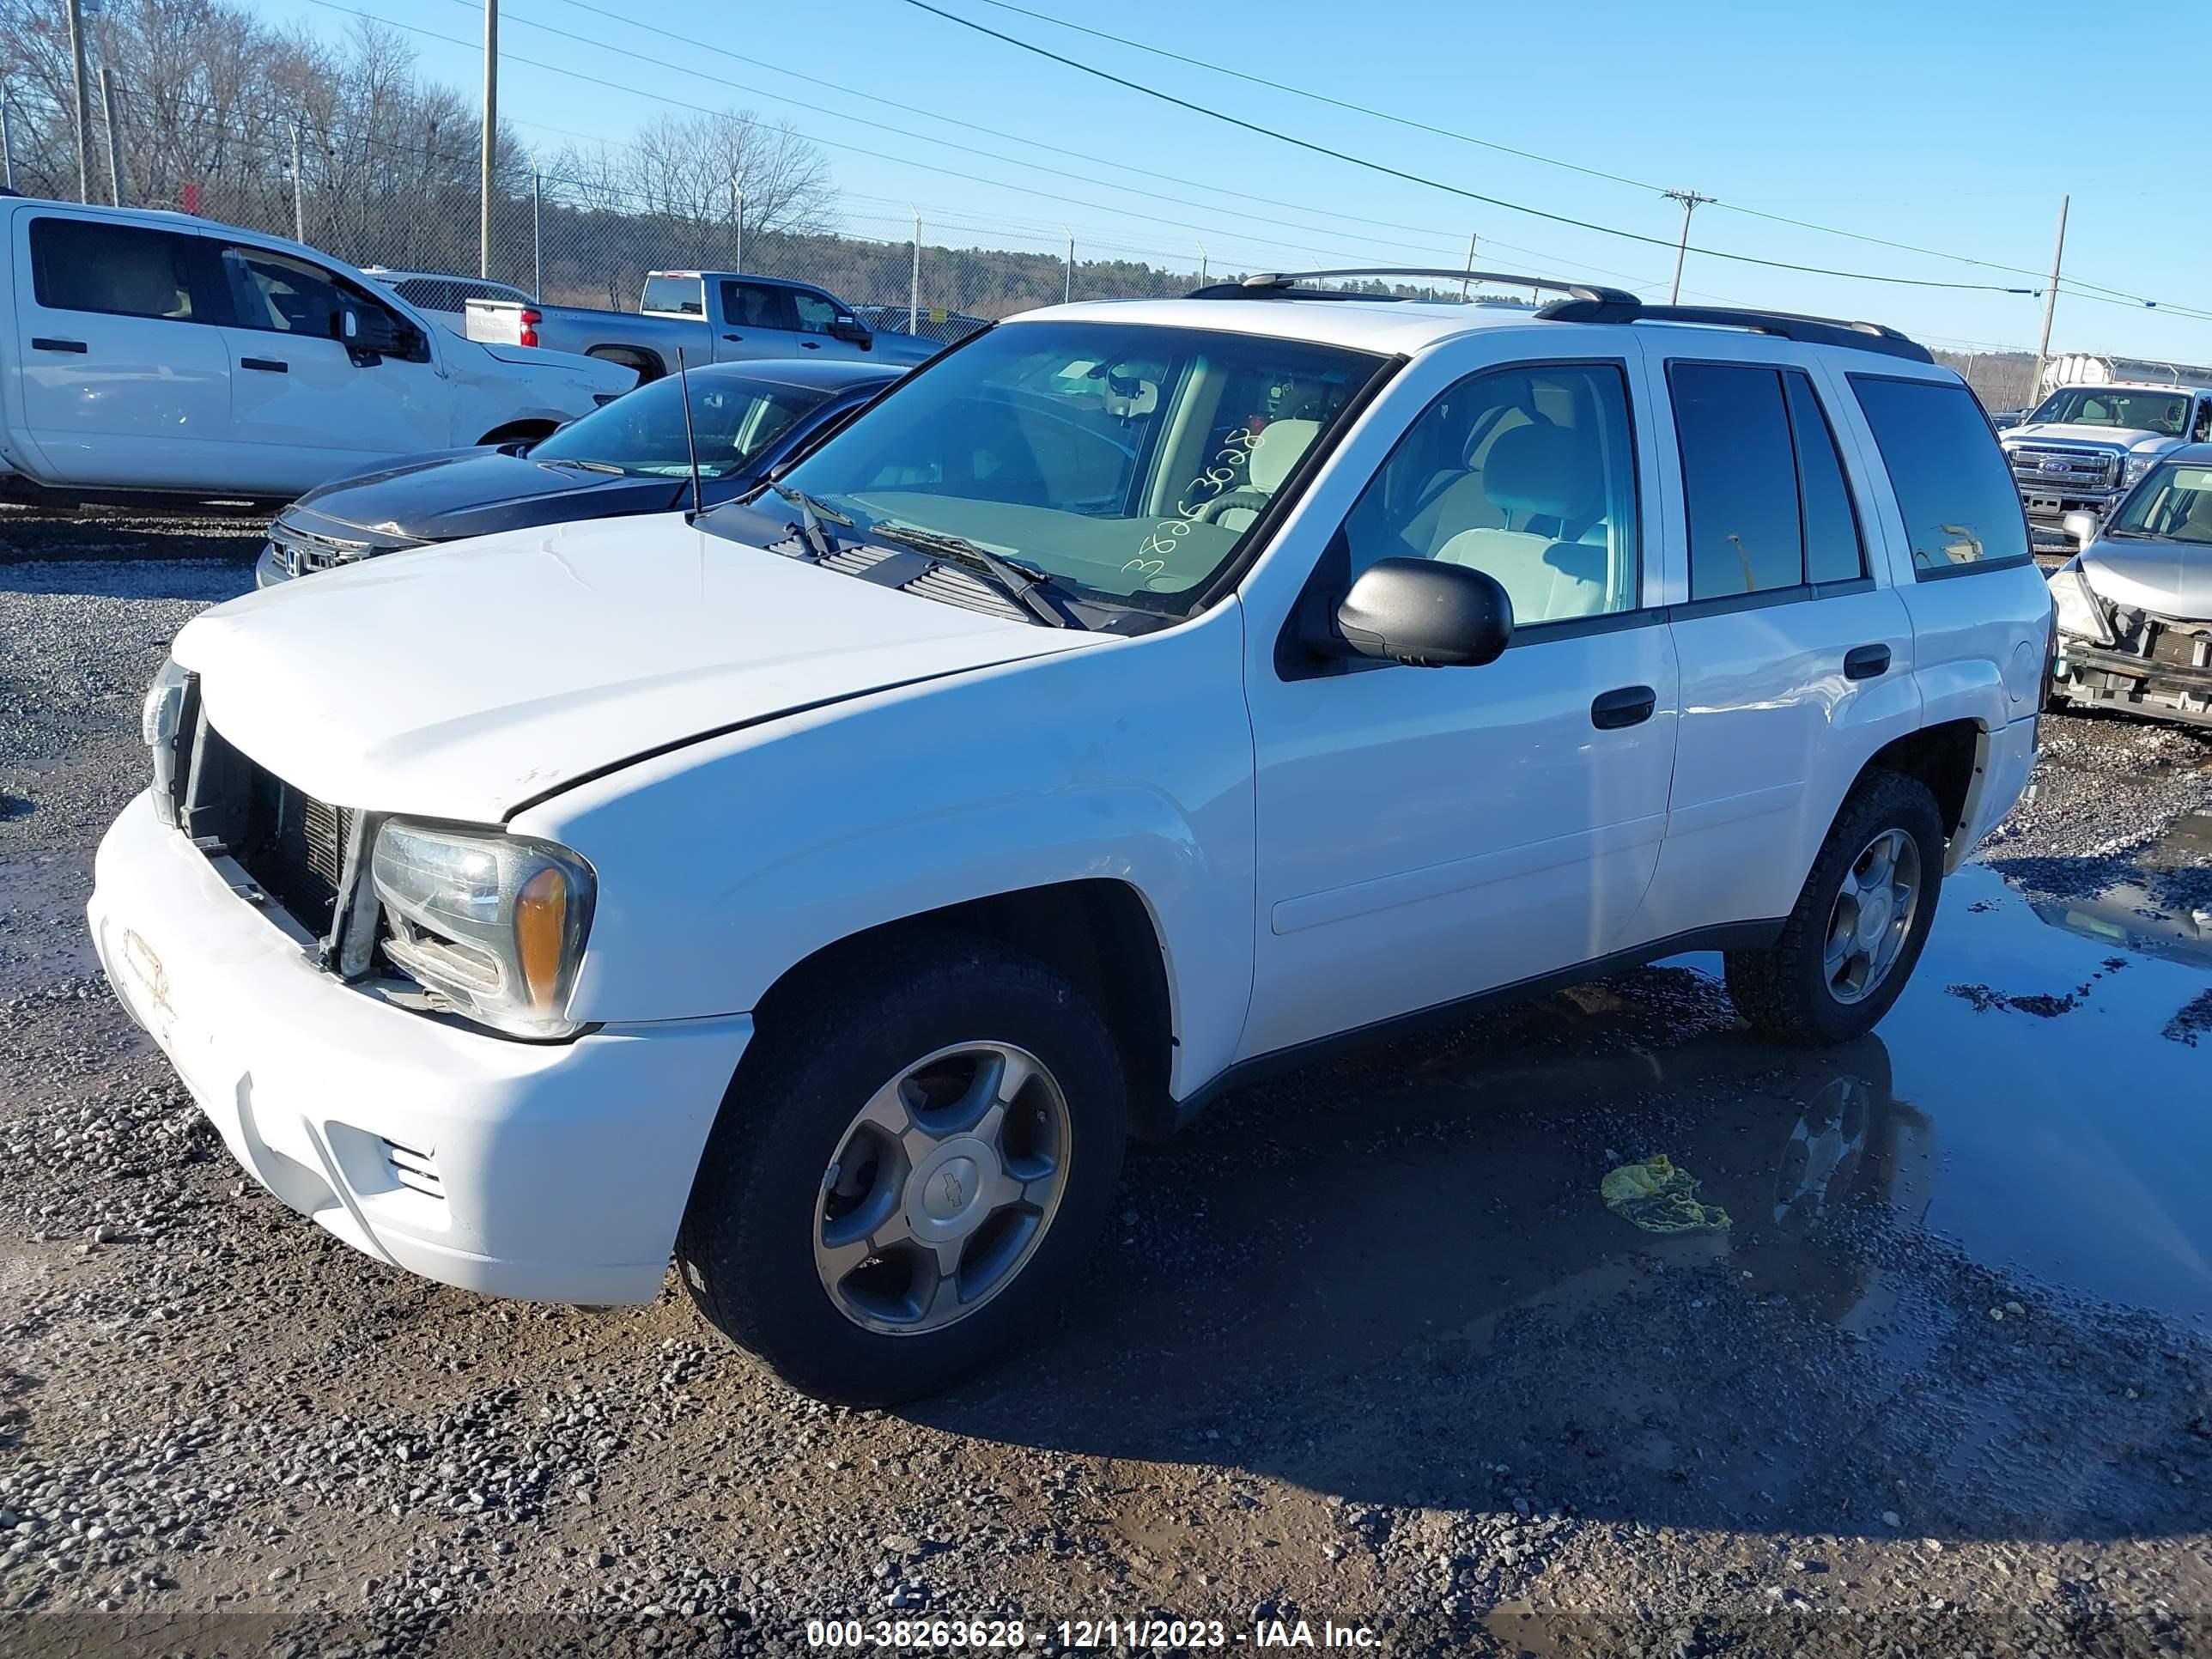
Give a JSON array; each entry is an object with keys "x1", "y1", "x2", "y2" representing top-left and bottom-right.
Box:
[{"x1": 805, "y1": 1617, "x2": 1382, "y2": 1649}]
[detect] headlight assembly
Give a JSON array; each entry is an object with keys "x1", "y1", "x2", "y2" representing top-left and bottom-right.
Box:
[
  {"x1": 142, "y1": 657, "x2": 192, "y2": 826},
  {"x1": 371, "y1": 820, "x2": 596, "y2": 1039},
  {"x1": 2124, "y1": 453, "x2": 2158, "y2": 485},
  {"x1": 2047, "y1": 562, "x2": 2113, "y2": 647}
]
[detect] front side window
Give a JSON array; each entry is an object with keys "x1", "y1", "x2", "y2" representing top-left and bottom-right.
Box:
[
  {"x1": 2194, "y1": 400, "x2": 2212, "y2": 443},
  {"x1": 2109, "y1": 464, "x2": 2212, "y2": 545},
  {"x1": 1671, "y1": 362, "x2": 1867, "y2": 599},
  {"x1": 1338, "y1": 362, "x2": 1639, "y2": 625},
  {"x1": 2029, "y1": 386, "x2": 2190, "y2": 436},
  {"x1": 1851, "y1": 376, "x2": 2030, "y2": 574},
  {"x1": 791, "y1": 292, "x2": 838, "y2": 336},
  {"x1": 769, "y1": 320, "x2": 1385, "y2": 616},
  {"x1": 29, "y1": 217, "x2": 200, "y2": 320},
  {"x1": 531, "y1": 373, "x2": 821, "y2": 478}
]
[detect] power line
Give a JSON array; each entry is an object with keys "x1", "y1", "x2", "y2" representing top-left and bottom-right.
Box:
[
  {"x1": 894, "y1": 1, "x2": 2036, "y2": 295},
  {"x1": 952, "y1": 0, "x2": 2174, "y2": 312}
]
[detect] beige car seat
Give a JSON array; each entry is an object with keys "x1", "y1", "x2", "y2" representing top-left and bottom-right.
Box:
[{"x1": 1429, "y1": 422, "x2": 1610, "y2": 622}]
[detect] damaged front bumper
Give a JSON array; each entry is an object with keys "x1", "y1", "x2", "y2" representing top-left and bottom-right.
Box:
[{"x1": 2052, "y1": 629, "x2": 2212, "y2": 728}]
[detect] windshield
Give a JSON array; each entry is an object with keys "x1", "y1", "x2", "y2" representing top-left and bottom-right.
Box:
[
  {"x1": 2110, "y1": 464, "x2": 2212, "y2": 544},
  {"x1": 528, "y1": 374, "x2": 822, "y2": 479},
  {"x1": 768, "y1": 320, "x2": 1387, "y2": 615},
  {"x1": 2030, "y1": 386, "x2": 2191, "y2": 435}
]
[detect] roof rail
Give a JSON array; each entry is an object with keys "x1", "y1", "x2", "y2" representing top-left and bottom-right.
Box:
[
  {"x1": 1186, "y1": 268, "x2": 1639, "y2": 307},
  {"x1": 1535, "y1": 297, "x2": 1934, "y2": 364}
]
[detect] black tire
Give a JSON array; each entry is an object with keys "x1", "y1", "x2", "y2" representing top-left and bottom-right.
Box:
[
  {"x1": 1724, "y1": 768, "x2": 1945, "y2": 1048},
  {"x1": 675, "y1": 933, "x2": 1127, "y2": 1405}
]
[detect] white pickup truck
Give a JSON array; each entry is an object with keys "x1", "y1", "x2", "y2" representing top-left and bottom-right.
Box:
[
  {"x1": 2, "y1": 200, "x2": 635, "y2": 503},
  {"x1": 464, "y1": 270, "x2": 944, "y2": 383},
  {"x1": 93, "y1": 272, "x2": 2051, "y2": 1404}
]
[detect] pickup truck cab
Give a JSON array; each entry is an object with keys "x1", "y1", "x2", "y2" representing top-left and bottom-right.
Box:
[
  {"x1": 3, "y1": 200, "x2": 634, "y2": 502},
  {"x1": 92, "y1": 274, "x2": 2051, "y2": 1404},
  {"x1": 2001, "y1": 380, "x2": 2212, "y2": 548},
  {"x1": 465, "y1": 270, "x2": 944, "y2": 383}
]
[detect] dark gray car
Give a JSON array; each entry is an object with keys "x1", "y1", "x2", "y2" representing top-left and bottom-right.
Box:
[{"x1": 257, "y1": 359, "x2": 901, "y2": 585}]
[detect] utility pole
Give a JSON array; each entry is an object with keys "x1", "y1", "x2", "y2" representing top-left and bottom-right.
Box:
[
  {"x1": 531, "y1": 161, "x2": 543, "y2": 299},
  {"x1": 3, "y1": 86, "x2": 20, "y2": 193},
  {"x1": 479, "y1": 0, "x2": 498, "y2": 278},
  {"x1": 98, "y1": 65, "x2": 124, "y2": 206},
  {"x1": 64, "y1": 0, "x2": 92, "y2": 203},
  {"x1": 1197, "y1": 243, "x2": 1206, "y2": 286},
  {"x1": 1063, "y1": 226, "x2": 1073, "y2": 305},
  {"x1": 908, "y1": 207, "x2": 921, "y2": 335},
  {"x1": 1460, "y1": 230, "x2": 1478, "y2": 300},
  {"x1": 289, "y1": 122, "x2": 305, "y2": 242},
  {"x1": 1662, "y1": 188, "x2": 1715, "y2": 305},
  {"x1": 730, "y1": 178, "x2": 743, "y2": 272},
  {"x1": 2032, "y1": 194, "x2": 2069, "y2": 408}
]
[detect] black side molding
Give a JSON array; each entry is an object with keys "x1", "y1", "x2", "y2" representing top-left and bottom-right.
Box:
[{"x1": 1152, "y1": 918, "x2": 1788, "y2": 1138}]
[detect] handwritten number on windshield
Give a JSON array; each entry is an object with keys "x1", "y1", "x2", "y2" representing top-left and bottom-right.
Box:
[{"x1": 1127, "y1": 428, "x2": 1264, "y2": 576}]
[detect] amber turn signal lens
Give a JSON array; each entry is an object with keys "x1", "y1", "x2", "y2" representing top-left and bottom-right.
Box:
[{"x1": 514, "y1": 866, "x2": 570, "y2": 1013}]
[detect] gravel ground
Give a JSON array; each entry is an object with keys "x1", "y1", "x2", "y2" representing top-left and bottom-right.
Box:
[{"x1": 4, "y1": 527, "x2": 2212, "y2": 1658}]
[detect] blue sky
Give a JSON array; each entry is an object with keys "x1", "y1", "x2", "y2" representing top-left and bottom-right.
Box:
[{"x1": 259, "y1": 0, "x2": 2212, "y2": 362}]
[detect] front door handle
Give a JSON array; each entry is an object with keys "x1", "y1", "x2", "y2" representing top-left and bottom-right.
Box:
[
  {"x1": 241, "y1": 356, "x2": 288, "y2": 373},
  {"x1": 31, "y1": 337, "x2": 88, "y2": 353},
  {"x1": 1844, "y1": 643, "x2": 1892, "y2": 681},
  {"x1": 722, "y1": 332, "x2": 744, "y2": 342},
  {"x1": 1591, "y1": 684, "x2": 1656, "y2": 730}
]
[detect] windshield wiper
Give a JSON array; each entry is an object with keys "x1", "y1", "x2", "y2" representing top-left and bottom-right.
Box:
[
  {"x1": 864, "y1": 521, "x2": 1080, "y2": 629},
  {"x1": 767, "y1": 482, "x2": 851, "y2": 562},
  {"x1": 538, "y1": 458, "x2": 626, "y2": 476}
]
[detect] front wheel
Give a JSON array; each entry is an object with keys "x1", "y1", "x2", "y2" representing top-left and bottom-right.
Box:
[
  {"x1": 1725, "y1": 768, "x2": 1945, "y2": 1047},
  {"x1": 676, "y1": 936, "x2": 1127, "y2": 1405}
]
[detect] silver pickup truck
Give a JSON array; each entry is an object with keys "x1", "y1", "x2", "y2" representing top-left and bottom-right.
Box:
[
  {"x1": 2000, "y1": 380, "x2": 2212, "y2": 549},
  {"x1": 465, "y1": 270, "x2": 945, "y2": 383}
]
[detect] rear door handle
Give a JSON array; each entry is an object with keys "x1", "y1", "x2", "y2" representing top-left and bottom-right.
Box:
[
  {"x1": 799, "y1": 340, "x2": 822, "y2": 349},
  {"x1": 1591, "y1": 684, "x2": 1657, "y2": 730},
  {"x1": 31, "y1": 337, "x2": 88, "y2": 353},
  {"x1": 241, "y1": 356, "x2": 288, "y2": 374},
  {"x1": 1844, "y1": 644, "x2": 1892, "y2": 681},
  {"x1": 722, "y1": 332, "x2": 744, "y2": 342}
]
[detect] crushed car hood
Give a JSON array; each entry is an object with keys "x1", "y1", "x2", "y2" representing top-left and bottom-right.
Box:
[
  {"x1": 2081, "y1": 538, "x2": 2212, "y2": 621},
  {"x1": 173, "y1": 513, "x2": 1097, "y2": 822}
]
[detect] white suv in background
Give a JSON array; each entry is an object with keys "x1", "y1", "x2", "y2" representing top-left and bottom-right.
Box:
[
  {"x1": 92, "y1": 270, "x2": 2051, "y2": 1403},
  {"x1": 2, "y1": 201, "x2": 633, "y2": 503}
]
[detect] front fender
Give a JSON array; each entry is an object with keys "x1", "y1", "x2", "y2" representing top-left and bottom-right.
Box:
[{"x1": 516, "y1": 603, "x2": 1260, "y2": 1097}]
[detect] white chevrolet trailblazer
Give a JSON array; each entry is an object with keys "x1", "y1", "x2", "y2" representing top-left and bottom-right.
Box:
[{"x1": 91, "y1": 271, "x2": 2053, "y2": 1403}]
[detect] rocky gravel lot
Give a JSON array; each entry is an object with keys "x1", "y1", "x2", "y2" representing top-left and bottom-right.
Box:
[{"x1": 4, "y1": 514, "x2": 2212, "y2": 1657}]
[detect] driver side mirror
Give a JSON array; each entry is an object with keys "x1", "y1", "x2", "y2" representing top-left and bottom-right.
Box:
[
  {"x1": 2062, "y1": 509, "x2": 2099, "y2": 551},
  {"x1": 1319, "y1": 558, "x2": 1513, "y2": 667},
  {"x1": 828, "y1": 315, "x2": 872, "y2": 346}
]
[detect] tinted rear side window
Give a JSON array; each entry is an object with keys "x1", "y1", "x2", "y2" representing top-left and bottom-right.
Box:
[
  {"x1": 1784, "y1": 372, "x2": 1866, "y2": 584},
  {"x1": 1850, "y1": 376, "x2": 2029, "y2": 574},
  {"x1": 30, "y1": 217, "x2": 202, "y2": 320},
  {"x1": 1671, "y1": 362, "x2": 1805, "y2": 599}
]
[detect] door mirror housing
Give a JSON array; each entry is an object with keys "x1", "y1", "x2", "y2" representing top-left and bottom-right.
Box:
[
  {"x1": 1322, "y1": 557, "x2": 1513, "y2": 667},
  {"x1": 2061, "y1": 509, "x2": 2100, "y2": 551},
  {"x1": 828, "y1": 315, "x2": 872, "y2": 346}
]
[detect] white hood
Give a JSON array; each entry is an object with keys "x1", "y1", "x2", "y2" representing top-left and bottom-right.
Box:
[
  {"x1": 174, "y1": 514, "x2": 1094, "y2": 822},
  {"x1": 2081, "y1": 538, "x2": 2212, "y2": 622}
]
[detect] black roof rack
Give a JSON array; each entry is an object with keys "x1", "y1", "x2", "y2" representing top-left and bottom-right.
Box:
[
  {"x1": 1535, "y1": 296, "x2": 1933, "y2": 363},
  {"x1": 1186, "y1": 268, "x2": 1639, "y2": 307}
]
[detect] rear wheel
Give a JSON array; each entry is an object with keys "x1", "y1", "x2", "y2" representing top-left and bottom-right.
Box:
[
  {"x1": 676, "y1": 936, "x2": 1126, "y2": 1404},
  {"x1": 1725, "y1": 769, "x2": 1944, "y2": 1047}
]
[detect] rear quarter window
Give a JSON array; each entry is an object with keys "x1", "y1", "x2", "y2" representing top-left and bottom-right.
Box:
[{"x1": 1850, "y1": 375, "x2": 2029, "y2": 576}]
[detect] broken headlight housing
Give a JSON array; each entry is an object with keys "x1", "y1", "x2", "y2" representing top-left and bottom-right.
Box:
[
  {"x1": 2047, "y1": 560, "x2": 2114, "y2": 647},
  {"x1": 141, "y1": 657, "x2": 192, "y2": 827},
  {"x1": 371, "y1": 821, "x2": 596, "y2": 1039}
]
